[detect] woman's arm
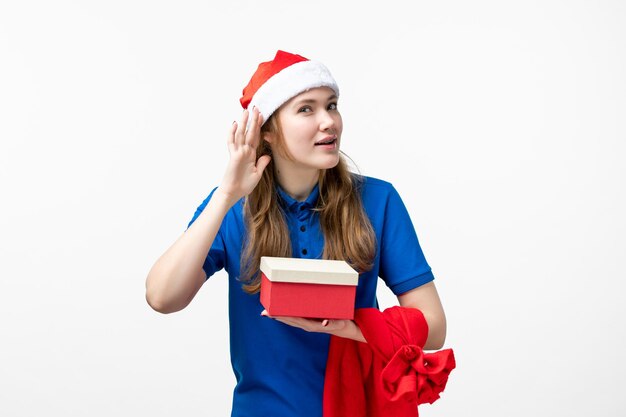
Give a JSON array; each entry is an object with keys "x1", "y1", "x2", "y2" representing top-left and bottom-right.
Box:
[
  {"x1": 145, "y1": 108, "x2": 271, "y2": 314},
  {"x1": 265, "y1": 281, "x2": 446, "y2": 348},
  {"x1": 261, "y1": 310, "x2": 367, "y2": 342},
  {"x1": 398, "y1": 282, "x2": 447, "y2": 350},
  {"x1": 145, "y1": 190, "x2": 235, "y2": 314}
]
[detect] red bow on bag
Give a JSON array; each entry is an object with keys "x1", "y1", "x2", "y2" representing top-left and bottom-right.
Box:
[
  {"x1": 382, "y1": 342, "x2": 456, "y2": 404},
  {"x1": 323, "y1": 306, "x2": 456, "y2": 417}
]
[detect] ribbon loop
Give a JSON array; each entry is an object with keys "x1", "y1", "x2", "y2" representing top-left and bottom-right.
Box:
[{"x1": 381, "y1": 345, "x2": 456, "y2": 406}]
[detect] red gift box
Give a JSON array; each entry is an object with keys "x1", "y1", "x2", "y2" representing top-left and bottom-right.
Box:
[{"x1": 260, "y1": 256, "x2": 359, "y2": 320}]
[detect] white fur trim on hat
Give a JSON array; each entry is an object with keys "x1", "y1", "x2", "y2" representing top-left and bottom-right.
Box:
[{"x1": 249, "y1": 60, "x2": 340, "y2": 125}]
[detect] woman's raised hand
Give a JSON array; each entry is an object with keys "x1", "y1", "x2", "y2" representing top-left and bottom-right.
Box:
[{"x1": 218, "y1": 107, "x2": 272, "y2": 204}]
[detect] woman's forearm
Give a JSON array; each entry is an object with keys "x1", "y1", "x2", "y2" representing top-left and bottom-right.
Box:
[
  {"x1": 145, "y1": 188, "x2": 236, "y2": 313},
  {"x1": 421, "y1": 310, "x2": 447, "y2": 350}
]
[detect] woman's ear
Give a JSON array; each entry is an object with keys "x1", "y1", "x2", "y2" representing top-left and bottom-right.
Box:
[{"x1": 262, "y1": 132, "x2": 274, "y2": 144}]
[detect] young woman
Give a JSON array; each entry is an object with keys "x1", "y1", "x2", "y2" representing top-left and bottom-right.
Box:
[{"x1": 145, "y1": 50, "x2": 448, "y2": 417}]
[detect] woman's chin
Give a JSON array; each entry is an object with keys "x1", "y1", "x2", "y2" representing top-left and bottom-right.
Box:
[{"x1": 318, "y1": 154, "x2": 340, "y2": 170}]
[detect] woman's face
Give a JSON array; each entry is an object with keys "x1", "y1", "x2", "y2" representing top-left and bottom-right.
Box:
[{"x1": 266, "y1": 87, "x2": 343, "y2": 171}]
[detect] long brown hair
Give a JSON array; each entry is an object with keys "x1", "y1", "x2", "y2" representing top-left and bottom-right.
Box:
[{"x1": 240, "y1": 113, "x2": 376, "y2": 294}]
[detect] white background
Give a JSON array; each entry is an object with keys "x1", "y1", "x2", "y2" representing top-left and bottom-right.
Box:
[{"x1": 1, "y1": 1, "x2": 625, "y2": 416}]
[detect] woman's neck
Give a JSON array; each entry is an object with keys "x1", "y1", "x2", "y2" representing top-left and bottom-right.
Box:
[{"x1": 274, "y1": 164, "x2": 320, "y2": 202}]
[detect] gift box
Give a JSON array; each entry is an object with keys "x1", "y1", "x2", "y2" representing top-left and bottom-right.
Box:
[{"x1": 259, "y1": 256, "x2": 359, "y2": 320}]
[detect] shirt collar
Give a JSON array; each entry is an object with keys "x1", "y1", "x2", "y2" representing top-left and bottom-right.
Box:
[{"x1": 277, "y1": 183, "x2": 320, "y2": 212}]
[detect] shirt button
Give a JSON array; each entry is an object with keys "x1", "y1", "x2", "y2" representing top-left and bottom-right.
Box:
[
  {"x1": 301, "y1": 249, "x2": 308, "y2": 255},
  {"x1": 300, "y1": 225, "x2": 306, "y2": 232}
]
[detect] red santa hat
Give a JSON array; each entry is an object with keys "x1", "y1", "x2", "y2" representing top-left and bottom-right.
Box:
[{"x1": 240, "y1": 50, "x2": 339, "y2": 125}]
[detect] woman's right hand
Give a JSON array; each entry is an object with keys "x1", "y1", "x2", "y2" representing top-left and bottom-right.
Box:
[{"x1": 217, "y1": 107, "x2": 272, "y2": 204}]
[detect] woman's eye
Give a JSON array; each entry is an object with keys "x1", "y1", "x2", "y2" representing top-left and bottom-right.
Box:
[
  {"x1": 298, "y1": 106, "x2": 312, "y2": 113},
  {"x1": 328, "y1": 102, "x2": 338, "y2": 111}
]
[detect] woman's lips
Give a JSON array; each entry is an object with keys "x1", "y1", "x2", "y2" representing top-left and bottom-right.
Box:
[
  {"x1": 314, "y1": 138, "x2": 337, "y2": 149},
  {"x1": 314, "y1": 136, "x2": 338, "y2": 148}
]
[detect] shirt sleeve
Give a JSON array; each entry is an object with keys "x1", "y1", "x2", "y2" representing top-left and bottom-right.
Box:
[
  {"x1": 379, "y1": 185, "x2": 434, "y2": 295},
  {"x1": 186, "y1": 187, "x2": 226, "y2": 280}
]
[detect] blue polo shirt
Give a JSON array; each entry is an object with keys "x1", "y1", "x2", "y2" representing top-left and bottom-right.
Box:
[{"x1": 186, "y1": 175, "x2": 434, "y2": 417}]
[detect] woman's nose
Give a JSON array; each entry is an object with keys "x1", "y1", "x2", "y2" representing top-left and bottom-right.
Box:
[{"x1": 319, "y1": 110, "x2": 335, "y2": 131}]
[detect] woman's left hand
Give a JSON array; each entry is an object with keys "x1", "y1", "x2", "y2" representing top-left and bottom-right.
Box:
[{"x1": 261, "y1": 310, "x2": 366, "y2": 343}]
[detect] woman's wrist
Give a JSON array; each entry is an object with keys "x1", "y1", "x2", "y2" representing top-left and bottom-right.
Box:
[
  {"x1": 337, "y1": 320, "x2": 366, "y2": 343},
  {"x1": 213, "y1": 186, "x2": 242, "y2": 208}
]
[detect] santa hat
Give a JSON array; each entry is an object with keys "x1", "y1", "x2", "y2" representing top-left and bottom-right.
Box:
[{"x1": 240, "y1": 50, "x2": 339, "y2": 125}]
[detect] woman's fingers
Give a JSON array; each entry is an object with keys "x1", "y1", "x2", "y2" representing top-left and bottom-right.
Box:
[
  {"x1": 261, "y1": 310, "x2": 343, "y2": 333},
  {"x1": 255, "y1": 155, "x2": 272, "y2": 176},
  {"x1": 227, "y1": 120, "x2": 238, "y2": 150},
  {"x1": 245, "y1": 108, "x2": 263, "y2": 147},
  {"x1": 234, "y1": 109, "x2": 250, "y2": 147},
  {"x1": 231, "y1": 108, "x2": 263, "y2": 151}
]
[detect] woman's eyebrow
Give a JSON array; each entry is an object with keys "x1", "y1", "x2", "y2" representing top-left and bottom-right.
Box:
[{"x1": 292, "y1": 95, "x2": 338, "y2": 106}]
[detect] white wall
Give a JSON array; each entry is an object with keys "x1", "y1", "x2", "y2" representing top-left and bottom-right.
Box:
[{"x1": 1, "y1": 1, "x2": 624, "y2": 415}]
